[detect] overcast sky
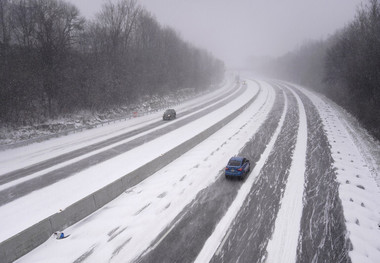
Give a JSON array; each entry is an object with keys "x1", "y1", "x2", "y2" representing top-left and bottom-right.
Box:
[{"x1": 67, "y1": 0, "x2": 364, "y2": 68}]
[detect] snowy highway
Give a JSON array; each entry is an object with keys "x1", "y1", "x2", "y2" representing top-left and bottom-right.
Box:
[
  {"x1": 1, "y1": 79, "x2": 379, "y2": 263},
  {"x1": 0, "y1": 82, "x2": 247, "y2": 206}
]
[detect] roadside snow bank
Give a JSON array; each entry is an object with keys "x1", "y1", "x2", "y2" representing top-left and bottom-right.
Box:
[{"x1": 0, "y1": 85, "x2": 222, "y2": 148}]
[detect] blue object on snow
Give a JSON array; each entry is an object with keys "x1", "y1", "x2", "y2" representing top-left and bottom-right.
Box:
[{"x1": 54, "y1": 231, "x2": 65, "y2": 239}]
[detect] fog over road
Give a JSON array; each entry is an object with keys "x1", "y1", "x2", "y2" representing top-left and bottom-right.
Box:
[{"x1": 1, "y1": 79, "x2": 379, "y2": 263}]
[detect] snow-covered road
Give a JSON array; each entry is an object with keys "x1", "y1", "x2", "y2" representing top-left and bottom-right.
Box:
[
  {"x1": 1, "y1": 77, "x2": 379, "y2": 263},
  {"x1": 0, "y1": 79, "x2": 254, "y2": 241},
  {"x1": 0, "y1": 84, "x2": 247, "y2": 206}
]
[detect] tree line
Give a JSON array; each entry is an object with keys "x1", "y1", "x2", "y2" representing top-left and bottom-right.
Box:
[
  {"x1": 0, "y1": 0, "x2": 225, "y2": 126},
  {"x1": 250, "y1": 0, "x2": 380, "y2": 140}
]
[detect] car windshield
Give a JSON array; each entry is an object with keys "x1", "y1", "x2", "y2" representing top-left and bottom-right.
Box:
[{"x1": 228, "y1": 160, "x2": 241, "y2": 166}]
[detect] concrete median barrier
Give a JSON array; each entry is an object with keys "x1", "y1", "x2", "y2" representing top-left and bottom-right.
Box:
[{"x1": 0, "y1": 218, "x2": 52, "y2": 263}]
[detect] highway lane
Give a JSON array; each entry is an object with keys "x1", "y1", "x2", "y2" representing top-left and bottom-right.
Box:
[
  {"x1": 0, "y1": 83, "x2": 239, "y2": 186},
  {"x1": 135, "y1": 82, "x2": 284, "y2": 263},
  {"x1": 208, "y1": 85, "x2": 298, "y2": 263},
  {"x1": 291, "y1": 84, "x2": 351, "y2": 262},
  {"x1": 205, "y1": 83, "x2": 350, "y2": 263},
  {"x1": 136, "y1": 82, "x2": 350, "y2": 262},
  {"x1": 0, "y1": 85, "x2": 252, "y2": 206},
  {"x1": 205, "y1": 83, "x2": 350, "y2": 262}
]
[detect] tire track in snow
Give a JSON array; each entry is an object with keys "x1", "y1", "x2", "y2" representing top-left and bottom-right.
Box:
[
  {"x1": 135, "y1": 82, "x2": 282, "y2": 263},
  {"x1": 294, "y1": 84, "x2": 380, "y2": 262},
  {"x1": 290, "y1": 85, "x2": 351, "y2": 263},
  {"x1": 205, "y1": 84, "x2": 298, "y2": 263},
  {"x1": 265, "y1": 84, "x2": 307, "y2": 262}
]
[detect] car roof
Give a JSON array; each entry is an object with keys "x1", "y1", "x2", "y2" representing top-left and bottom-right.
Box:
[{"x1": 229, "y1": 156, "x2": 244, "y2": 162}]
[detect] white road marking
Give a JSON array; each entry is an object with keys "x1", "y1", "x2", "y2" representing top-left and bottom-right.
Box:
[{"x1": 215, "y1": 228, "x2": 232, "y2": 256}]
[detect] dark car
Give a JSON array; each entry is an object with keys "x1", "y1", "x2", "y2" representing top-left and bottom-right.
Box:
[
  {"x1": 225, "y1": 156, "x2": 250, "y2": 179},
  {"x1": 163, "y1": 109, "x2": 176, "y2": 120}
]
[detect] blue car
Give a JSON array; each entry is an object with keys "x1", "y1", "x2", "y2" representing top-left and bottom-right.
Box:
[{"x1": 225, "y1": 157, "x2": 250, "y2": 179}]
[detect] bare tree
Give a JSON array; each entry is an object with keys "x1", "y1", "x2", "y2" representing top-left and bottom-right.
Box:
[
  {"x1": 0, "y1": 0, "x2": 225, "y2": 128},
  {"x1": 95, "y1": 0, "x2": 140, "y2": 55},
  {"x1": 29, "y1": 0, "x2": 84, "y2": 116},
  {"x1": 325, "y1": 0, "x2": 380, "y2": 138}
]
